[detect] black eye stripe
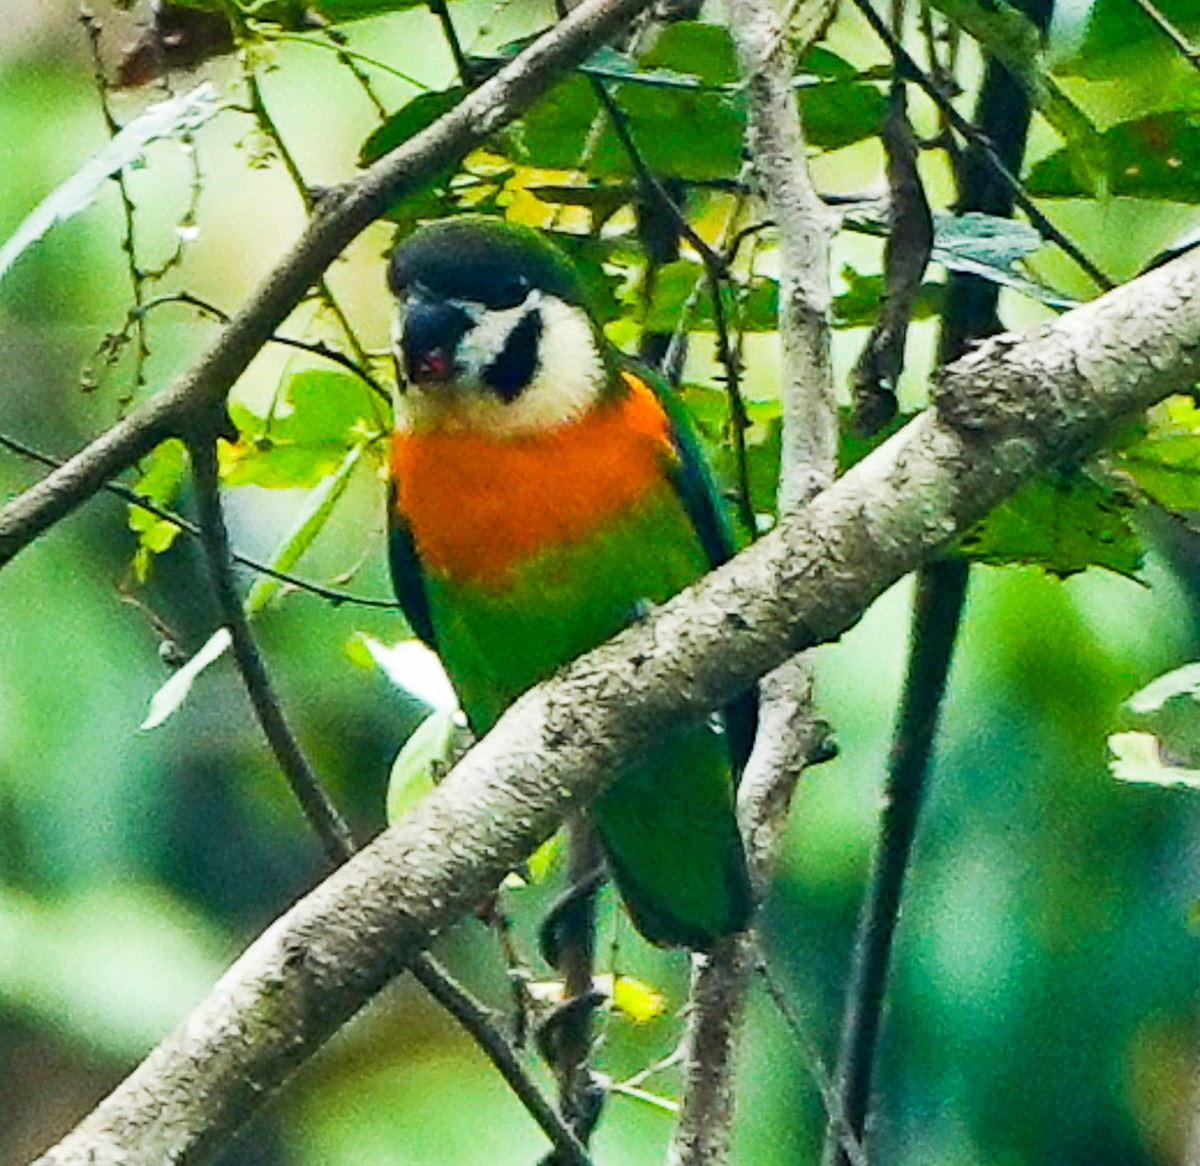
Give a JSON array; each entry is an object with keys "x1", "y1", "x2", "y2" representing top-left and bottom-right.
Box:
[{"x1": 482, "y1": 309, "x2": 542, "y2": 402}]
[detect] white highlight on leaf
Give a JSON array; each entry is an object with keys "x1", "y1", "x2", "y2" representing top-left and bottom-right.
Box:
[
  {"x1": 1108, "y1": 730, "x2": 1200, "y2": 789},
  {"x1": 1126, "y1": 661, "x2": 1200, "y2": 714},
  {"x1": 0, "y1": 83, "x2": 219, "y2": 284},
  {"x1": 359, "y1": 635, "x2": 458, "y2": 711},
  {"x1": 141, "y1": 627, "x2": 232, "y2": 732}
]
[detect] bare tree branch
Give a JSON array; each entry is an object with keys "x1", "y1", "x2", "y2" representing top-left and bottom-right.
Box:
[
  {"x1": 29, "y1": 247, "x2": 1200, "y2": 1166},
  {"x1": 667, "y1": 0, "x2": 839, "y2": 1160},
  {"x1": 0, "y1": 0, "x2": 656, "y2": 570},
  {"x1": 188, "y1": 430, "x2": 595, "y2": 1166}
]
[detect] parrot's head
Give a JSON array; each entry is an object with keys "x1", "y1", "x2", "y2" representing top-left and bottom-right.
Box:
[{"x1": 387, "y1": 216, "x2": 611, "y2": 437}]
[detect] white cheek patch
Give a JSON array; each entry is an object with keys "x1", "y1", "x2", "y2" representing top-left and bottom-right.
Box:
[
  {"x1": 394, "y1": 292, "x2": 608, "y2": 437},
  {"x1": 456, "y1": 292, "x2": 539, "y2": 375}
]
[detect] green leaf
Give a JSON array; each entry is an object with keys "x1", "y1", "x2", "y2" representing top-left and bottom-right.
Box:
[
  {"x1": 1061, "y1": 0, "x2": 1200, "y2": 79},
  {"x1": 0, "y1": 84, "x2": 219, "y2": 284},
  {"x1": 225, "y1": 368, "x2": 377, "y2": 489},
  {"x1": 955, "y1": 471, "x2": 1143, "y2": 578},
  {"x1": 1108, "y1": 730, "x2": 1200, "y2": 789},
  {"x1": 1027, "y1": 113, "x2": 1200, "y2": 203},
  {"x1": 644, "y1": 261, "x2": 780, "y2": 333},
  {"x1": 798, "y1": 80, "x2": 889, "y2": 152},
  {"x1": 1119, "y1": 396, "x2": 1200, "y2": 509},
  {"x1": 386, "y1": 708, "x2": 471, "y2": 823},
  {"x1": 243, "y1": 439, "x2": 369, "y2": 613},
  {"x1": 128, "y1": 439, "x2": 188, "y2": 579},
  {"x1": 638, "y1": 21, "x2": 739, "y2": 85},
  {"x1": 359, "y1": 87, "x2": 463, "y2": 165}
]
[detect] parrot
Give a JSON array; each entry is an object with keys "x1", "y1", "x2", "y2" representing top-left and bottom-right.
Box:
[{"x1": 385, "y1": 215, "x2": 754, "y2": 949}]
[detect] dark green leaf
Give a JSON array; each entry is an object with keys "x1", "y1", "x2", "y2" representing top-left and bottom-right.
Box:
[
  {"x1": 1059, "y1": 0, "x2": 1200, "y2": 78},
  {"x1": 359, "y1": 88, "x2": 464, "y2": 165},
  {"x1": 799, "y1": 80, "x2": 888, "y2": 151},
  {"x1": 955, "y1": 472, "x2": 1143, "y2": 578},
  {"x1": 639, "y1": 21, "x2": 740, "y2": 84},
  {"x1": 1027, "y1": 113, "x2": 1200, "y2": 203}
]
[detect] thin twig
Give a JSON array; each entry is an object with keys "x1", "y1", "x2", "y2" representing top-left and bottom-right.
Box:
[
  {"x1": 189, "y1": 429, "x2": 359, "y2": 861},
  {"x1": 242, "y1": 62, "x2": 380, "y2": 403},
  {"x1": 754, "y1": 956, "x2": 868, "y2": 1166},
  {"x1": 821, "y1": 561, "x2": 968, "y2": 1166},
  {"x1": 414, "y1": 956, "x2": 595, "y2": 1166},
  {"x1": 848, "y1": 0, "x2": 1113, "y2": 291},
  {"x1": 428, "y1": 0, "x2": 476, "y2": 84},
  {"x1": 590, "y1": 80, "x2": 758, "y2": 535},
  {"x1": 0, "y1": 428, "x2": 400, "y2": 609},
  {"x1": 187, "y1": 427, "x2": 593, "y2": 1166},
  {"x1": 135, "y1": 291, "x2": 390, "y2": 401}
]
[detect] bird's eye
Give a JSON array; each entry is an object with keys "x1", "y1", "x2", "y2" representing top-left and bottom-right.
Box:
[{"x1": 495, "y1": 275, "x2": 530, "y2": 308}]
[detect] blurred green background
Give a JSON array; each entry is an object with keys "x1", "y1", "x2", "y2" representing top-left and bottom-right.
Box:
[{"x1": 2, "y1": 2, "x2": 1199, "y2": 1164}]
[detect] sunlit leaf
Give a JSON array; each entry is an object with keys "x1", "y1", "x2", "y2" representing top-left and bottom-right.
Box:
[
  {"x1": 1119, "y1": 395, "x2": 1200, "y2": 509},
  {"x1": 386, "y1": 707, "x2": 470, "y2": 823},
  {"x1": 128, "y1": 439, "x2": 188, "y2": 580},
  {"x1": 224, "y1": 369, "x2": 378, "y2": 489},
  {"x1": 0, "y1": 84, "x2": 219, "y2": 283},
  {"x1": 609, "y1": 974, "x2": 667, "y2": 1023},
  {"x1": 526, "y1": 973, "x2": 667, "y2": 1022},
  {"x1": 1108, "y1": 730, "x2": 1200, "y2": 788}
]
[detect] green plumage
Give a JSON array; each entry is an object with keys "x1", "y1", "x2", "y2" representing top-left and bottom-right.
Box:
[
  {"x1": 386, "y1": 215, "x2": 753, "y2": 949},
  {"x1": 421, "y1": 478, "x2": 752, "y2": 948}
]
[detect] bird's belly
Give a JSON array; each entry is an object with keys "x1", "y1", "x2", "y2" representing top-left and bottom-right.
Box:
[{"x1": 425, "y1": 485, "x2": 709, "y2": 730}]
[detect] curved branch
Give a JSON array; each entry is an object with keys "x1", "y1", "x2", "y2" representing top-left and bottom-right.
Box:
[
  {"x1": 0, "y1": 0, "x2": 655, "y2": 570},
  {"x1": 29, "y1": 248, "x2": 1200, "y2": 1166}
]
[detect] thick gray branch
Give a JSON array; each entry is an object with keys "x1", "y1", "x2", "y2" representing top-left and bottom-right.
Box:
[
  {"x1": 30, "y1": 250, "x2": 1200, "y2": 1166},
  {"x1": 0, "y1": 0, "x2": 653, "y2": 568}
]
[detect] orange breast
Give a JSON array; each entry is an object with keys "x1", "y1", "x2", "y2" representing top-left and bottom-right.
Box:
[{"x1": 390, "y1": 372, "x2": 675, "y2": 584}]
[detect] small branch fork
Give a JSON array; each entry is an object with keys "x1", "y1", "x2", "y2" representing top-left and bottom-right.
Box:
[
  {"x1": 0, "y1": 430, "x2": 399, "y2": 610},
  {"x1": 186, "y1": 422, "x2": 593, "y2": 1166}
]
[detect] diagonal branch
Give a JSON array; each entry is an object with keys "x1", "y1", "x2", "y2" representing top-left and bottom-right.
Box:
[
  {"x1": 0, "y1": 0, "x2": 657, "y2": 571},
  {"x1": 29, "y1": 246, "x2": 1200, "y2": 1166},
  {"x1": 186, "y1": 429, "x2": 593, "y2": 1166}
]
